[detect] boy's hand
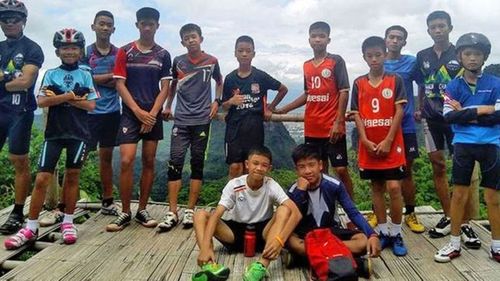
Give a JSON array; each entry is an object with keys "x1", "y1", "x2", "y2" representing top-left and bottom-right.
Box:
[
  {"x1": 264, "y1": 110, "x2": 272, "y2": 121},
  {"x1": 367, "y1": 236, "x2": 381, "y2": 258},
  {"x1": 72, "y1": 83, "x2": 91, "y2": 97},
  {"x1": 375, "y1": 139, "x2": 392, "y2": 157},
  {"x1": 447, "y1": 99, "x2": 463, "y2": 111},
  {"x1": 272, "y1": 107, "x2": 287, "y2": 114},
  {"x1": 262, "y1": 239, "x2": 282, "y2": 260},
  {"x1": 43, "y1": 85, "x2": 65, "y2": 96},
  {"x1": 296, "y1": 177, "x2": 309, "y2": 191},
  {"x1": 477, "y1": 105, "x2": 495, "y2": 115},
  {"x1": 209, "y1": 101, "x2": 218, "y2": 119},
  {"x1": 134, "y1": 108, "x2": 156, "y2": 126},
  {"x1": 345, "y1": 111, "x2": 355, "y2": 122},
  {"x1": 329, "y1": 121, "x2": 344, "y2": 144},
  {"x1": 162, "y1": 107, "x2": 172, "y2": 121},
  {"x1": 414, "y1": 110, "x2": 422, "y2": 122},
  {"x1": 229, "y1": 88, "x2": 245, "y2": 106},
  {"x1": 361, "y1": 139, "x2": 377, "y2": 157},
  {"x1": 140, "y1": 124, "x2": 153, "y2": 134},
  {"x1": 197, "y1": 248, "x2": 215, "y2": 266}
]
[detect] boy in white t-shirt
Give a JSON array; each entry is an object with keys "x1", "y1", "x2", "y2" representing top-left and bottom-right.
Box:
[{"x1": 192, "y1": 146, "x2": 301, "y2": 281}]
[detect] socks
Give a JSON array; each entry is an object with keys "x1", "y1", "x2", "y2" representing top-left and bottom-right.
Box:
[
  {"x1": 378, "y1": 223, "x2": 389, "y2": 235},
  {"x1": 26, "y1": 219, "x2": 38, "y2": 232},
  {"x1": 13, "y1": 204, "x2": 24, "y2": 216},
  {"x1": 57, "y1": 203, "x2": 66, "y2": 213},
  {"x1": 492, "y1": 239, "x2": 500, "y2": 251},
  {"x1": 405, "y1": 205, "x2": 415, "y2": 215},
  {"x1": 389, "y1": 222, "x2": 402, "y2": 237},
  {"x1": 63, "y1": 214, "x2": 74, "y2": 224},
  {"x1": 102, "y1": 197, "x2": 114, "y2": 207},
  {"x1": 450, "y1": 235, "x2": 461, "y2": 249}
]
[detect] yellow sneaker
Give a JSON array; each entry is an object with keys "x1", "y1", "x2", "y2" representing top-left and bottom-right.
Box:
[
  {"x1": 366, "y1": 212, "x2": 377, "y2": 228},
  {"x1": 405, "y1": 212, "x2": 425, "y2": 233}
]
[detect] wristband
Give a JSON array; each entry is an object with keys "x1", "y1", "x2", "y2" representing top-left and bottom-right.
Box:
[
  {"x1": 215, "y1": 98, "x2": 222, "y2": 106},
  {"x1": 275, "y1": 236, "x2": 285, "y2": 247}
]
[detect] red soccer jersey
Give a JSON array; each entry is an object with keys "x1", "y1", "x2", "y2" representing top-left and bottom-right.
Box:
[
  {"x1": 303, "y1": 54, "x2": 350, "y2": 138},
  {"x1": 350, "y1": 74, "x2": 407, "y2": 170}
]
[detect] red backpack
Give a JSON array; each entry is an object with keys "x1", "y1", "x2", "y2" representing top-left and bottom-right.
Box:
[{"x1": 305, "y1": 228, "x2": 358, "y2": 281}]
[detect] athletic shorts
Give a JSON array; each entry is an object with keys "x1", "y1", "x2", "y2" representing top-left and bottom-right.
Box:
[
  {"x1": 452, "y1": 143, "x2": 499, "y2": 189},
  {"x1": 116, "y1": 110, "x2": 163, "y2": 144},
  {"x1": 360, "y1": 166, "x2": 406, "y2": 180},
  {"x1": 225, "y1": 117, "x2": 264, "y2": 164},
  {"x1": 87, "y1": 111, "x2": 121, "y2": 151},
  {"x1": 219, "y1": 219, "x2": 270, "y2": 252},
  {"x1": 304, "y1": 136, "x2": 349, "y2": 167},
  {"x1": 0, "y1": 110, "x2": 34, "y2": 155},
  {"x1": 403, "y1": 133, "x2": 419, "y2": 161},
  {"x1": 422, "y1": 118, "x2": 453, "y2": 155},
  {"x1": 38, "y1": 139, "x2": 87, "y2": 173}
]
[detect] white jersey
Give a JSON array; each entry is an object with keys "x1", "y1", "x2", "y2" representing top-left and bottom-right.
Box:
[{"x1": 219, "y1": 175, "x2": 289, "y2": 224}]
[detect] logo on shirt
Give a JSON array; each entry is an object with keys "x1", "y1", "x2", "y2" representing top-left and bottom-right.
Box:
[
  {"x1": 63, "y1": 74, "x2": 74, "y2": 88},
  {"x1": 13, "y1": 53, "x2": 24, "y2": 69},
  {"x1": 321, "y1": 68, "x2": 332, "y2": 78},
  {"x1": 251, "y1": 83, "x2": 260, "y2": 94},
  {"x1": 397, "y1": 146, "x2": 402, "y2": 154},
  {"x1": 446, "y1": 60, "x2": 461, "y2": 72},
  {"x1": 423, "y1": 61, "x2": 430, "y2": 69},
  {"x1": 382, "y1": 88, "x2": 393, "y2": 99}
]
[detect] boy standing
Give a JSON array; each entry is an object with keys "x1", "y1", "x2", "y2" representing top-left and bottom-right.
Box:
[
  {"x1": 0, "y1": 0, "x2": 44, "y2": 234},
  {"x1": 106, "y1": 7, "x2": 171, "y2": 232},
  {"x1": 275, "y1": 21, "x2": 354, "y2": 199},
  {"x1": 159, "y1": 23, "x2": 222, "y2": 231},
  {"x1": 434, "y1": 33, "x2": 500, "y2": 263},
  {"x1": 4, "y1": 28, "x2": 97, "y2": 249},
  {"x1": 84, "y1": 10, "x2": 120, "y2": 215},
  {"x1": 383, "y1": 25, "x2": 425, "y2": 233},
  {"x1": 287, "y1": 144, "x2": 380, "y2": 260},
  {"x1": 351, "y1": 36, "x2": 408, "y2": 256},
  {"x1": 192, "y1": 146, "x2": 301, "y2": 281},
  {"x1": 222, "y1": 35, "x2": 288, "y2": 179}
]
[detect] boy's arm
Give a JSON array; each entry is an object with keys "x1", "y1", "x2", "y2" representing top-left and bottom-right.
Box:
[
  {"x1": 209, "y1": 79, "x2": 223, "y2": 119},
  {"x1": 198, "y1": 205, "x2": 226, "y2": 265},
  {"x1": 274, "y1": 92, "x2": 307, "y2": 114},
  {"x1": 37, "y1": 92, "x2": 76, "y2": 108},
  {"x1": 93, "y1": 73, "x2": 115, "y2": 88},
  {"x1": 67, "y1": 98, "x2": 96, "y2": 111},
  {"x1": 162, "y1": 80, "x2": 177, "y2": 120},
  {"x1": 287, "y1": 179, "x2": 309, "y2": 214},
  {"x1": 376, "y1": 103, "x2": 404, "y2": 156},
  {"x1": 330, "y1": 89, "x2": 349, "y2": 143},
  {"x1": 2, "y1": 64, "x2": 40, "y2": 92},
  {"x1": 115, "y1": 79, "x2": 156, "y2": 126},
  {"x1": 336, "y1": 182, "x2": 375, "y2": 237},
  {"x1": 267, "y1": 83, "x2": 288, "y2": 112}
]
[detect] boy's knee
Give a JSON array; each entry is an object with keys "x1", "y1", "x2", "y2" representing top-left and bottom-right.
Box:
[
  {"x1": 335, "y1": 166, "x2": 349, "y2": 176},
  {"x1": 194, "y1": 210, "x2": 210, "y2": 224},
  {"x1": 451, "y1": 187, "x2": 469, "y2": 203},
  {"x1": 484, "y1": 189, "x2": 500, "y2": 207},
  {"x1": 167, "y1": 161, "x2": 183, "y2": 181},
  {"x1": 9, "y1": 155, "x2": 29, "y2": 171},
  {"x1": 34, "y1": 172, "x2": 52, "y2": 188},
  {"x1": 386, "y1": 184, "x2": 402, "y2": 198},
  {"x1": 120, "y1": 157, "x2": 135, "y2": 170}
]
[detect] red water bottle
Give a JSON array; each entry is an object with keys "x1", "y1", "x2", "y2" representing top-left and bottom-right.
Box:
[{"x1": 244, "y1": 225, "x2": 256, "y2": 257}]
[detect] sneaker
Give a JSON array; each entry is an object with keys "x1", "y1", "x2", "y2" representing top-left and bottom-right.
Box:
[
  {"x1": 392, "y1": 234, "x2": 408, "y2": 256},
  {"x1": 183, "y1": 209, "x2": 194, "y2": 228},
  {"x1": 366, "y1": 212, "x2": 377, "y2": 228},
  {"x1": 158, "y1": 211, "x2": 179, "y2": 232},
  {"x1": 0, "y1": 212, "x2": 24, "y2": 235},
  {"x1": 434, "y1": 242, "x2": 461, "y2": 263},
  {"x1": 135, "y1": 209, "x2": 158, "y2": 228},
  {"x1": 379, "y1": 232, "x2": 392, "y2": 249},
  {"x1": 429, "y1": 216, "x2": 451, "y2": 238},
  {"x1": 243, "y1": 261, "x2": 268, "y2": 281},
  {"x1": 405, "y1": 213, "x2": 425, "y2": 233},
  {"x1": 354, "y1": 256, "x2": 372, "y2": 279},
  {"x1": 61, "y1": 223, "x2": 78, "y2": 245},
  {"x1": 192, "y1": 263, "x2": 230, "y2": 281},
  {"x1": 39, "y1": 210, "x2": 64, "y2": 227},
  {"x1": 101, "y1": 202, "x2": 121, "y2": 216},
  {"x1": 106, "y1": 212, "x2": 131, "y2": 232},
  {"x1": 4, "y1": 227, "x2": 37, "y2": 250},
  {"x1": 460, "y1": 224, "x2": 481, "y2": 249},
  {"x1": 490, "y1": 247, "x2": 500, "y2": 263}
]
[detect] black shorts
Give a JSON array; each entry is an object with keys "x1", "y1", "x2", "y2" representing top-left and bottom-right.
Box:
[
  {"x1": 304, "y1": 136, "x2": 349, "y2": 167},
  {"x1": 403, "y1": 133, "x2": 419, "y2": 161},
  {"x1": 38, "y1": 139, "x2": 87, "y2": 173},
  {"x1": 452, "y1": 143, "x2": 500, "y2": 189},
  {"x1": 422, "y1": 119, "x2": 453, "y2": 155},
  {"x1": 225, "y1": 117, "x2": 264, "y2": 164},
  {"x1": 87, "y1": 111, "x2": 121, "y2": 151},
  {"x1": 0, "y1": 110, "x2": 33, "y2": 155},
  {"x1": 360, "y1": 166, "x2": 406, "y2": 180},
  {"x1": 116, "y1": 110, "x2": 163, "y2": 144},
  {"x1": 219, "y1": 219, "x2": 270, "y2": 253}
]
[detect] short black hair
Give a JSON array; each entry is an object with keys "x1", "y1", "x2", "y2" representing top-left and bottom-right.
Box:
[
  {"x1": 179, "y1": 23, "x2": 202, "y2": 39},
  {"x1": 235, "y1": 35, "x2": 254, "y2": 50},
  {"x1": 248, "y1": 146, "x2": 272, "y2": 164},
  {"x1": 309, "y1": 21, "x2": 330, "y2": 36},
  {"x1": 385, "y1": 25, "x2": 408, "y2": 40},
  {"x1": 292, "y1": 144, "x2": 322, "y2": 164},
  {"x1": 426, "y1": 10, "x2": 452, "y2": 27},
  {"x1": 136, "y1": 7, "x2": 159, "y2": 22},
  {"x1": 362, "y1": 36, "x2": 386, "y2": 54},
  {"x1": 94, "y1": 10, "x2": 114, "y2": 23}
]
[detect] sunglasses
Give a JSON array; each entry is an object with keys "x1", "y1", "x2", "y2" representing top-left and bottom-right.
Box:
[{"x1": 0, "y1": 17, "x2": 23, "y2": 24}]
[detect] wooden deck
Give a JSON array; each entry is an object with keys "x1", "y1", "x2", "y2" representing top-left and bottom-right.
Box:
[{"x1": 0, "y1": 204, "x2": 498, "y2": 281}]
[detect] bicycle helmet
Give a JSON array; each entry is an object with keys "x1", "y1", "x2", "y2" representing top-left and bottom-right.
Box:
[
  {"x1": 0, "y1": 0, "x2": 27, "y2": 18},
  {"x1": 53, "y1": 28, "x2": 85, "y2": 49},
  {"x1": 456, "y1": 32, "x2": 491, "y2": 59}
]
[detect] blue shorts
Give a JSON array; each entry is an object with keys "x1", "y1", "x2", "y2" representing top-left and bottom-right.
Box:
[
  {"x1": 452, "y1": 143, "x2": 499, "y2": 189},
  {"x1": 38, "y1": 139, "x2": 87, "y2": 173},
  {"x1": 0, "y1": 110, "x2": 34, "y2": 155}
]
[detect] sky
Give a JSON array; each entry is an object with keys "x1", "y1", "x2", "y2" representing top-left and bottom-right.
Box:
[{"x1": 18, "y1": 0, "x2": 500, "y2": 102}]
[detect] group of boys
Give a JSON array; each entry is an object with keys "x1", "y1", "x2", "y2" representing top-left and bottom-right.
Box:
[{"x1": 0, "y1": 1, "x2": 498, "y2": 280}]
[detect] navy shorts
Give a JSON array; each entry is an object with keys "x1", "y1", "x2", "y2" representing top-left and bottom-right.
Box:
[
  {"x1": 225, "y1": 117, "x2": 264, "y2": 164},
  {"x1": 116, "y1": 110, "x2": 163, "y2": 144},
  {"x1": 403, "y1": 133, "x2": 419, "y2": 161},
  {"x1": 422, "y1": 119, "x2": 453, "y2": 155},
  {"x1": 38, "y1": 139, "x2": 87, "y2": 173},
  {"x1": 0, "y1": 110, "x2": 34, "y2": 155},
  {"x1": 305, "y1": 136, "x2": 349, "y2": 167},
  {"x1": 87, "y1": 111, "x2": 121, "y2": 151},
  {"x1": 219, "y1": 219, "x2": 270, "y2": 253},
  {"x1": 452, "y1": 143, "x2": 499, "y2": 189},
  {"x1": 360, "y1": 166, "x2": 406, "y2": 180}
]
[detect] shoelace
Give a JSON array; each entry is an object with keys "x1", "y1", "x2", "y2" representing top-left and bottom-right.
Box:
[
  {"x1": 436, "y1": 217, "x2": 450, "y2": 228},
  {"x1": 408, "y1": 214, "x2": 419, "y2": 224},
  {"x1": 461, "y1": 226, "x2": 478, "y2": 239},
  {"x1": 115, "y1": 213, "x2": 130, "y2": 225},
  {"x1": 10, "y1": 229, "x2": 33, "y2": 244},
  {"x1": 138, "y1": 210, "x2": 153, "y2": 222},
  {"x1": 440, "y1": 243, "x2": 459, "y2": 254},
  {"x1": 184, "y1": 210, "x2": 194, "y2": 220}
]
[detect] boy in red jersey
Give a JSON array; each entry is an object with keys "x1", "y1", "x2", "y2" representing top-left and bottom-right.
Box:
[
  {"x1": 275, "y1": 21, "x2": 354, "y2": 199},
  {"x1": 350, "y1": 36, "x2": 408, "y2": 256}
]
